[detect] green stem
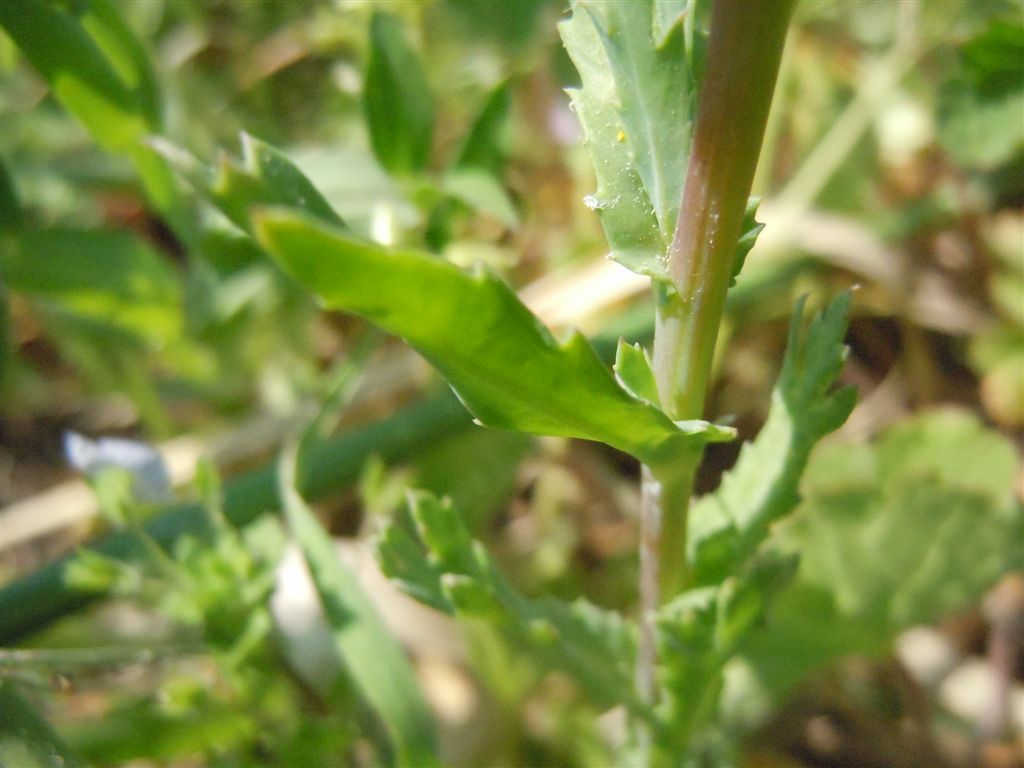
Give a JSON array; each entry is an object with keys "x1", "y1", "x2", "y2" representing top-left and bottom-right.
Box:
[
  {"x1": 651, "y1": 0, "x2": 795, "y2": 601},
  {"x1": 658, "y1": 0, "x2": 795, "y2": 421}
]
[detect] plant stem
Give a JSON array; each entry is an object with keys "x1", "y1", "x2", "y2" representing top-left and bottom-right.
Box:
[
  {"x1": 647, "y1": 0, "x2": 795, "y2": 602},
  {"x1": 657, "y1": 0, "x2": 796, "y2": 424},
  {"x1": 635, "y1": 0, "x2": 795, "y2": 749},
  {"x1": 636, "y1": 459, "x2": 694, "y2": 739}
]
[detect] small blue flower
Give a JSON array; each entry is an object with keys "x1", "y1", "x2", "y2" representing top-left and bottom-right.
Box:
[{"x1": 64, "y1": 431, "x2": 172, "y2": 503}]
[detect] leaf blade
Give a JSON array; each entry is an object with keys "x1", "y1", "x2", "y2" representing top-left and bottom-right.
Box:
[
  {"x1": 277, "y1": 452, "x2": 439, "y2": 768},
  {"x1": 154, "y1": 134, "x2": 344, "y2": 235},
  {"x1": 254, "y1": 209, "x2": 715, "y2": 466},
  {"x1": 377, "y1": 491, "x2": 643, "y2": 714},
  {"x1": 364, "y1": 12, "x2": 435, "y2": 175},
  {"x1": 559, "y1": 4, "x2": 666, "y2": 279},
  {"x1": 689, "y1": 292, "x2": 857, "y2": 584}
]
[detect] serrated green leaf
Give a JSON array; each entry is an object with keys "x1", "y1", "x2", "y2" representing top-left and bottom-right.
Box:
[
  {"x1": 277, "y1": 453, "x2": 439, "y2": 768},
  {"x1": 610, "y1": 342, "x2": 741, "y2": 444},
  {"x1": 153, "y1": 134, "x2": 343, "y2": 235},
  {"x1": 254, "y1": 209, "x2": 721, "y2": 467},
  {"x1": 374, "y1": 523, "x2": 450, "y2": 613},
  {"x1": 736, "y1": 410, "x2": 1023, "y2": 724},
  {"x1": 713, "y1": 553, "x2": 799, "y2": 652},
  {"x1": 689, "y1": 292, "x2": 856, "y2": 584},
  {"x1": 586, "y1": 1, "x2": 691, "y2": 241},
  {"x1": 441, "y1": 572, "x2": 503, "y2": 617},
  {"x1": 378, "y1": 491, "x2": 642, "y2": 713},
  {"x1": 730, "y1": 198, "x2": 764, "y2": 287},
  {"x1": 560, "y1": 2, "x2": 762, "y2": 286},
  {"x1": 655, "y1": 551, "x2": 798, "y2": 748},
  {"x1": 364, "y1": 12, "x2": 434, "y2": 175},
  {"x1": 559, "y1": 3, "x2": 666, "y2": 280},
  {"x1": 232, "y1": 134, "x2": 344, "y2": 226},
  {"x1": 407, "y1": 491, "x2": 480, "y2": 577},
  {"x1": 456, "y1": 79, "x2": 512, "y2": 176},
  {"x1": 614, "y1": 340, "x2": 660, "y2": 406},
  {"x1": 675, "y1": 419, "x2": 736, "y2": 442},
  {"x1": 654, "y1": 585, "x2": 720, "y2": 751}
]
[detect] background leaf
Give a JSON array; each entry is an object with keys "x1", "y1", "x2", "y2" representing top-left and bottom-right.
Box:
[
  {"x1": 277, "y1": 451, "x2": 440, "y2": 768},
  {"x1": 0, "y1": 681, "x2": 85, "y2": 768},
  {"x1": 729, "y1": 409, "x2": 1023, "y2": 725},
  {"x1": 455, "y1": 79, "x2": 512, "y2": 177},
  {"x1": 364, "y1": 12, "x2": 435, "y2": 175},
  {"x1": 440, "y1": 169, "x2": 518, "y2": 229},
  {"x1": 786, "y1": 409, "x2": 1020, "y2": 625},
  {"x1": 78, "y1": 0, "x2": 162, "y2": 129},
  {"x1": 938, "y1": 20, "x2": 1024, "y2": 170},
  {"x1": 0, "y1": 0, "x2": 182, "y2": 226},
  {"x1": 155, "y1": 133, "x2": 344, "y2": 236},
  {"x1": 1, "y1": 227, "x2": 181, "y2": 344},
  {"x1": 0, "y1": 0, "x2": 148, "y2": 152}
]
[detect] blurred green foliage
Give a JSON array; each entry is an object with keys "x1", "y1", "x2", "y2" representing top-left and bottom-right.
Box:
[
  {"x1": 0, "y1": 0, "x2": 1021, "y2": 766},
  {"x1": 726, "y1": 409, "x2": 1022, "y2": 740}
]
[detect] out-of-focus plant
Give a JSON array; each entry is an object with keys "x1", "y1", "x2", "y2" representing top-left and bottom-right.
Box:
[{"x1": 55, "y1": 460, "x2": 370, "y2": 767}]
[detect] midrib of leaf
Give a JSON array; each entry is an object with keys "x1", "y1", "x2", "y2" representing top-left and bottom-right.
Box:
[{"x1": 613, "y1": 40, "x2": 670, "y2": 237}]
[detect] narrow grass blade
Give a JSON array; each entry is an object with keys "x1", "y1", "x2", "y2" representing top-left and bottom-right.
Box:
[{"x1": 277, "y1": 450, "x2": 439, "y2": 767}]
